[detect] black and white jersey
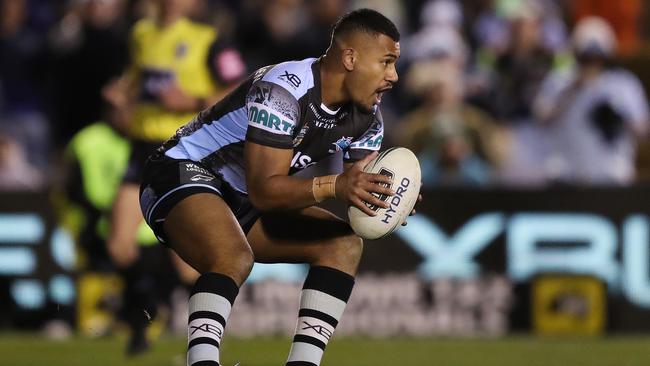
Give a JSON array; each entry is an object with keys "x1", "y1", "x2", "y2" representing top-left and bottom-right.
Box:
[{"x1": 161, "y1": 57, "x2": 384, "y2": 194}]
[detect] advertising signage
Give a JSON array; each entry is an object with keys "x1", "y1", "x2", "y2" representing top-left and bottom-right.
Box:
[{"x1": 2, "y1": 187, "x2": 650, "y2": 333}]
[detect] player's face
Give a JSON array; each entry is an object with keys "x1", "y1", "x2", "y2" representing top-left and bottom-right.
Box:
[{"x1": 347, "y1": 34, "x2": 400, "y2": 112}]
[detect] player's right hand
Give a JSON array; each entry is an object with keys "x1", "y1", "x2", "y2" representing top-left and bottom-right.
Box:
[{"x1": 336, "y1": 151, "x2": 395, "y2": 216}]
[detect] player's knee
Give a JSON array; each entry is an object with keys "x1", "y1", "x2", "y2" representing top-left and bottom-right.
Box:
[
  {"x1": 343, "y1": 234, "x2": 364, "y2": 263},
  {"x1": 319, "y1": 234, "x2": 364, "y2": 267},
  {"x1": 238, "y1": 247, "x2": 255, "y2": 276},
  {"x1": 205, "y1": 245, "x2": 254, "y2": 283}
]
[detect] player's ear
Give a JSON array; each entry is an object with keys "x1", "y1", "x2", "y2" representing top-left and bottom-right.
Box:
[{"x1": 342, "y1": 48, "x2": 356, "y2": 72}]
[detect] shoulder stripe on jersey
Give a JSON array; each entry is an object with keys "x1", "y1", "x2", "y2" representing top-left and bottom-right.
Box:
[{"x1": 165, "y1": 107, "x2": 247, "y2": 160}]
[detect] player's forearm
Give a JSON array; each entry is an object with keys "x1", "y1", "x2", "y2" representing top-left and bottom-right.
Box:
[{"x1": 248, "y1": 174, "x2": 337, "y2": 211}]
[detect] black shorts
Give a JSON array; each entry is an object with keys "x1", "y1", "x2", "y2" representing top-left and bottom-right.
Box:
[
  {"x1": 139, "y1": 154, "x2": 260, "y2": 244},
  {"x1": 123, "y1": 140, "x2": 162, "y2": 184}
]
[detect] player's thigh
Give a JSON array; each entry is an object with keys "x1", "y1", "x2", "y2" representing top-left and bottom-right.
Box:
[
  {"x1": 163, "y1": 193, "x2": 253, "y2": 281},
  {"x1": 246, "y1": 206, "x2": 363, "y2": 274}
]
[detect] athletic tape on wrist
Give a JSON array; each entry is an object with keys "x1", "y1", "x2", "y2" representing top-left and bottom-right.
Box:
[{"x1": 312, "y1": 174, "x2": 339, "y2": 202}]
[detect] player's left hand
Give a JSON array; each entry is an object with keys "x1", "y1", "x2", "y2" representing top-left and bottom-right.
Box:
[{"x1": 401, "y1": 193, "x2": 423, "y2": 226}]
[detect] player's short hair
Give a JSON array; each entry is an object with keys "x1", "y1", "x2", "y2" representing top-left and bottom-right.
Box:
[{"x1": 331, "y1": 8, "x2": 400, "y2": 43}]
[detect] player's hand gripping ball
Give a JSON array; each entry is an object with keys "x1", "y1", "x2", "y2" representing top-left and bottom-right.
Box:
[{"x1": 348, "y1": 147, "x2": 421, "y2": 240}]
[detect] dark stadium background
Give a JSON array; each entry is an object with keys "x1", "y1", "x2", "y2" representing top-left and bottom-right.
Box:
[{"x1": 3, "y1": 0, "x2": 650, "y2": 365}]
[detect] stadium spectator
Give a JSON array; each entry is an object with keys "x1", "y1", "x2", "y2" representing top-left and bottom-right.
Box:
[
  {"x1": 571, "y1": 0, "x2": 643, "y2": 56},
  {"x1": 471, "y1": 0, "x2": 568, "y2": 185},
  {"x1": 48, "y1": 0, "x2": 130, "y2": 145},
  {"x1": 294, "y1": 0, "x2": 349, "y2": 60},
  {"x1": 0, "y1": 134, "x2": 43, "y2": 190},
  {"x1": 402, "y1": 2, "x2": 466, "y2": 67},
  {"x1": 398, "y1": 60, "x2": 507, "y2": 186},
  {"x1": 103, "y1": 0, "x2": 246, "y2": 270},
  {"x1": 58, "y1": 97, "x2": 198, "y2": 354},
  {"x1": 0, "y1": 0, "x2": 52, "y2": 171},
  {"x1": 533, "y1": 17, "x2": 649, "y2": 184},
  {"x1": 471, "y1": 0, "x2": 566, "y2": 124},
  {"x1": 235, "y1": 0, "x2": 310, "y2": 69},
  {"x1": 100, "y1": 0, "x2": 244, "y2": 353}
]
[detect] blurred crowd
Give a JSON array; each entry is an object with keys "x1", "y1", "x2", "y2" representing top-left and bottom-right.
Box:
[{"x1": 1, "y1": 0, "x2": 650, "y2": 191}]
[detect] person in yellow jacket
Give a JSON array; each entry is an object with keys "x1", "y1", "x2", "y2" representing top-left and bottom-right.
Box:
[
  {"x1": 60, "y1": 101, "x2": 198, "y2": 355},
  {"x1": 102, "y1": 0, "x2": 245, "y2": 272}
]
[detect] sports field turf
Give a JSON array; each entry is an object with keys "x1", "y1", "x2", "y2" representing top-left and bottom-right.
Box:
[{"x1": 2, "y1": 334, "x2": 650, "y2": 366}]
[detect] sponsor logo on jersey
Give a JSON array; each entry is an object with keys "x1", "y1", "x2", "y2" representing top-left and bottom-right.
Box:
[
  {"x1": 329, "y1": 136, "x2": 353, "y2": 153},
  {"x1": 351, "y1": 120, "x2": 383, "y2": 150},
  {"x1": 248, "y1": 103, "x2": 294, "y2": 135},
  {"x1": 381, "y1": 177, "x2": 411, "y2": 224},
  {"x1": 278, "y1": 70, "x2": 301, "y2": 88},
  {"x1": 291, "y1": 151, "x2": 316, "y2": 169},
  {"x1": 355, "y1": 135, "x2": 383, "y2": 149}
]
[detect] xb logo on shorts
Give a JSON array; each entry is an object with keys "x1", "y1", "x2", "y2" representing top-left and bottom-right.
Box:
[
  {"x1": 183, "y1": 163, "x2": 216, "y2": 182},
  {"x1": 302, "y1": 321, "x2": 333, "y2": 340},
  {"x1": 278, "y1": 70, "x2": 301, "y2": 88},
  {"x1": 190, "y1": 323, "x2": 223, "y2": 340},
  {"x1": 190, "y1": 174, "x2": 214, "y2": 182}
]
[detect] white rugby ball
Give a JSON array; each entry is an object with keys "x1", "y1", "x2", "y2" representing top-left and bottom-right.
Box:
[{"x1": 348, "y1": 147, "x2": 421, "y2": 240}]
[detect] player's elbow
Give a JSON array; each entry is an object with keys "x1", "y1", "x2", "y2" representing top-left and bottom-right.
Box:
[
  {"x1": 248, "y1": 192, "x2": 271, "y2": 211},
  {"x1": 248, "y1": 186, "x2": 283, "y2": 212}
]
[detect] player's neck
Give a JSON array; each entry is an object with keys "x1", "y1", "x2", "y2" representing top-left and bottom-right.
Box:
[{"x1": 319, "y1": 54, "x2": 348, "y2": 110}]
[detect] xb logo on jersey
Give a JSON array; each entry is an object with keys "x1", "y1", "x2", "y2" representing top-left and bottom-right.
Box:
[
  {"x1": 329, "y1": 136, "x2": 353, "y2": 153},
  {"x1": 278, "y1": 70, "x2": 301, "y2": 88}
]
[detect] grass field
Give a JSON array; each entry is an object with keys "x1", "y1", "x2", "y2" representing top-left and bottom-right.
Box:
[{"x1": 2, "y1": 334, "x2": 650, "y2": 366}]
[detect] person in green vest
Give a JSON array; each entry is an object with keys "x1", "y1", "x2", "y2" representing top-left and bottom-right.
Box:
[{"x1": 59, "y1": 103, "x2": 196, "y2": 355}]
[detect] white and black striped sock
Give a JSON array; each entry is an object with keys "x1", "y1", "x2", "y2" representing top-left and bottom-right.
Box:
[
  {"x1": 286, "y1": 266, "x2": 355, "y2": 366},
  {"x1": 187, "y1": 272, "x2": 239, "y2": 366}
]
